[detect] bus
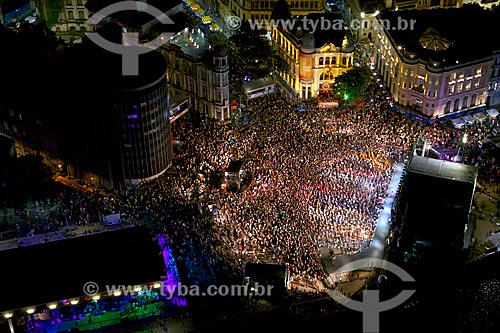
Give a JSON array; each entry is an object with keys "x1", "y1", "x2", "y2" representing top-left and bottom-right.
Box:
[
  {"x1": 243, "y1": 77, "x2": 276, "y2": 100},
  {"x1": 169, "y1": 95, "x2": 189, "y2": 123}
]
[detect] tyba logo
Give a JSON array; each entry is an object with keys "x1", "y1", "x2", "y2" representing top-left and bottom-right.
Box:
[
  {"x1": 85, "y1": 1, "x2": 175, "y2": 75},
  {"x1": 326, "y1": 258, "x2": 415, "y2": 333}
]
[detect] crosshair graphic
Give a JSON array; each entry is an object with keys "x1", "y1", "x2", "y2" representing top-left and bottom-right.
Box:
[
  {"x1": 85, "y1": 1, "x2": 175, "y2": 75},
  {"x1": 326, "y1": 258, "x2": 416, "y2": 333}
]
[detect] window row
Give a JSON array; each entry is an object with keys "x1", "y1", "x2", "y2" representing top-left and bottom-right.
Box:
[
  {"x1": 444, "y1": 94, "x2": 479, "y2": 113},
  {"x1": 448, "y1": 80, "x2": 480, "y2": 94},
  {"x1": 449, "y1": 68, "x2": 482, "y2": 81},
  {"x1": 66, "y1": 11, "x2": 86, "y2": 20},
  {"x1": 250, "y1": 1, "x2": 320, "y2": 10}
]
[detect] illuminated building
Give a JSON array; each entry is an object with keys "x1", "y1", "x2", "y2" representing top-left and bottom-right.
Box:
[
  {"x1": 272, "y1": 12, "x2": 355, "y2": 99},
  {"x1": 344, "y1": 0, "x2": 387, "y2": 41},
  {"x1": 392, "y1": 0, "x2": 462, "y2": 10},
  {"x1": 161, "y1": 27, "x2": 230, "y2": 121},
  {"x1": 49, "y1": 0, "x2": 92, "y2": 42},
  {"x1": 226, "y1": 0, "x2": 325, "y2": 24},
  {"x1": 344, "y1": 0, "x2": 465, "y2": 43},
  {"x1": 488, "y1": 52, "x2": 500, "y2": 107},
  {"x1": 374, "y1": 8, "x2": 500, "y2": 118},
  {"x1": 0, "y1": 0, "x2": 36, "y2": 24}
]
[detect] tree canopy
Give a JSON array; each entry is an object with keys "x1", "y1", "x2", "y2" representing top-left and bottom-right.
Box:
[
  {"x1": 331, "y1": 66, "x2": 372, "y2": 100},
  {"x1": 228, "y1": 21, "x2": 288, "y2": 81}
]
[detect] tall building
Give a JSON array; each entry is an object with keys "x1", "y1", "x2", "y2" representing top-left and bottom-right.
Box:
[
  {"x1": 228, "y1": 0, "x2": 325, "y2": 23},
  {"x1": 272, "y1": 12, "x2": 355, "y2": 99},
  {"x1": 374, "y1": 8, "x2": 500, "y2": 118},
  {"x1": 112, "y1": 53, "x2": 173, "y2": 186},
  {"x1": 57, "y1": 40, "x2": 173, "y2": 188}
]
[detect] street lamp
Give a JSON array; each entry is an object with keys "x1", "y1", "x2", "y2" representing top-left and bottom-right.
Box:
[{"x1": 462, "y1": 134, "x2": 468, "y2": 144}]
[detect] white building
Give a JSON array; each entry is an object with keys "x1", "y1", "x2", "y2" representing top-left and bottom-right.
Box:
[
  {"x1": 272, "y1": 13, "x2": 355, "y2": 99},
  {"x1": 374, "y1": 8, "x2": 500, "y2": 118},
  {"x1": 161, "y1": 25, "x2": 230, "y2": 121}
]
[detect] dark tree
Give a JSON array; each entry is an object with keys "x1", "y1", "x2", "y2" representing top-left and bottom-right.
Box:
[
  {"x1": 0, "y1": 155, "x2": 56, "y2": 207},
  {"x1": 331, "y1": 66, "x2": 372, "y2": 100},
  {"x1": 229, "y1": 21, "x2": 288, "y2": 81}
]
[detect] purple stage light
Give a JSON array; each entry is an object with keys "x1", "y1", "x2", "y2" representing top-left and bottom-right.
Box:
[{"x1": 157, "y1": 234, "x2": 187, "y2": 307}]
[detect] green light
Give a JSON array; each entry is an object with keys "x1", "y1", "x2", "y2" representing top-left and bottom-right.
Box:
[{"x1": 344, "y1": 93, "x2": 349, "y2": 100}]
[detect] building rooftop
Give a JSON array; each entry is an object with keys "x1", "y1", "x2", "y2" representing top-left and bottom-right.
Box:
[
  {"x1": 243, "y1": 77, "x2": 275, "y2": 92},
  {"x1": 169, "y1": 27, "x2": 210, "y2": 59},
  {"x1": 408, "y1": 156, "x2": 478, "y2": 184},
  {"x1": 357, "y1": 0, "x2": 386, "y2": 13},
  {"x1": 0, "y1": 226, "x2": 165, "y2": 313},
  {"x1": 380, "y1": 7, "x2": 500, "y2": 66}
]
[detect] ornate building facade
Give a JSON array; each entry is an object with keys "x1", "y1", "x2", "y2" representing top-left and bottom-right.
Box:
[
  {"x1": 272, "y1": 13, "x2": 355, "y2": 99},
  {"x1": 227, "y1": 0, "x2": 325, "y2": 22}
]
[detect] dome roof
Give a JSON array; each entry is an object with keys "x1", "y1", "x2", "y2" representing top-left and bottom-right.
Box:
[
  {"x1": 419, "y1": 27, "x2": 450, "y2": 51},
  {"x1": 301, "y1": 32, "x2": 315, "y2": 53}
]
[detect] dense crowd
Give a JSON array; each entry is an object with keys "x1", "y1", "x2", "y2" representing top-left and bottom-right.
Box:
[
  {"x1": 137, "y1": 85, "x2": 463, "y2": 284},
  {"x1": 3, "y1": 78, "x2": 500, "y2": 288}
]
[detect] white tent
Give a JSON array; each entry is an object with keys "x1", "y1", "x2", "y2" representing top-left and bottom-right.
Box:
[
  {"x1": 487, "y1": 109, "x2": 499, "y2": 118},
  {"x1": 462, "y1": 115, "x2": 475, "y2": 124},
  {"x1": 473, "y1": 112, "x2": 488, "y2": 122},
  {"x1": 451, "y1": 118, "x2": 466, "y2": 129}
]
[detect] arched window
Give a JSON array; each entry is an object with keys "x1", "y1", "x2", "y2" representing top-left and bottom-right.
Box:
[
  {"x1": 331, "y1": 56, "x2": 336, "y2": 65},
  {"x1": 319, "y1": 57, "x2": 324, "y2": 66},
  {"x1": 320, "y1": 71, "x2": 335, "y2": 80},
  {"x1": 462, "y1": 96, "x2": 468, "y2": 109},
  {"x1": 325, "y1": 57, "x2": 330, "y2": 65},
  {"x1": 444, "y1": 100, "x2": 451, "y2": 113},
  {"x1": 453, "y1": 98, "x2": 460, "y2": 111},
  {"x1": 471, "y1": 94, "x2": 477, "y2": 106}
]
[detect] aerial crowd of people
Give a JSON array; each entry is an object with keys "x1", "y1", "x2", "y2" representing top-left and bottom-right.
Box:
[{"x1": 2, "y1": 75, "x2": 500, "y2": 290}]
